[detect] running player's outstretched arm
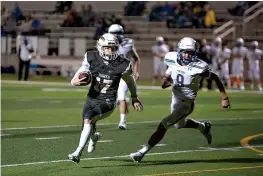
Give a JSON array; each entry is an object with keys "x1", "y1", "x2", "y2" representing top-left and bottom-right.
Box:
[
  {"x1": 122, "y1": 63, "x2": 143, "y2": 111},
  {"x1": 161, "y1": 67, "x2": 172, "y2": 89},
  {"x1": 201, "y1": 69, "x2": 231, "y2": 108},
  {"x1": 71, "y1": 52, "x2": 91, "y2": 86},
  {"x1": 131, "y1": 43, "x2": 140, "y2": 81}
]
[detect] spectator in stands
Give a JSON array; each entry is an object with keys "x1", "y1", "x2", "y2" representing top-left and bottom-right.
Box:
[
  {"x1": 1, "y1": 6, "x2": 9, "y2": 23},
  {"x1": 149, "y1": 2, "x2": 165, "y2": 21},
  {"x1": 54, "y1": 1, "x2": 73, "y2": 13},
  {"x1": 18, "y1": 15, "x2": 32, "y2": 35},
  {"x1": 17, "y1": 35, "x2": 34, "y2": 81},
  {"x1": 79, "y1": 4, "x2": 95, "y2": 27},
  {"x1": 30, "y1": 16, "x2": 43, "y2": 35},
  {"x1": 11, "y1": 3, "x2": 24, "y2": 22},
  {"x1": 124, "y1": 1, "x2": 146, "y2": 16},
  {"x1": 93, "y1": 20, "x2": 105, "y2": 40},
  {"x1": 61, "y1": 7, "x2": 83, "y2": 27},
  {"x1": 228, "y1": 1, "x2": 249, "y2": 16},
  {"x1": 3, "y1": 16, "x2": 17, "y2": 37},
  {"x1": 204, "y1": 4, "x2": 216, "y2": 28},
  {"x1": 193, "y1": 3, "x2": 206, "y2": 28}
]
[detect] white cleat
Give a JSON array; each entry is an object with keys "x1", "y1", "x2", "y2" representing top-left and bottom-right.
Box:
[
  {"x1": 68, "y1": 152, "x2": 81, "y2": 163},
  {"x1": 240, "y1": 85, "x2": 245, "y2": 90},
  {"x1": 118, "y1": 121, "x2": 127, "y2": 130},
  {"x1": 130, "y1": 151, "x2": 144, "y2": 163},
  {"x1": 87, "y1": 132, "x2": 101, "y2": 153}
]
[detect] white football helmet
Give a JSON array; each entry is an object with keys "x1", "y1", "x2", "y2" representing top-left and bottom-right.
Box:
[
  {"x1": 96, "y1": 33, "x2": 119, "y2": 61},
  {"x1": 236, "y1": 38, "x2": 244, "y2": 47},
  {"x1": 108, "y1": 24, "x2": 124, "y2": 42},
  {"x1": 251, "y1": 41, "x2": 258, "y2": 49},
  {"x1": 177, "y1": 37, "x2": 198, "y2": 65},
  {"x1": 214, "y1": 37, "x2": 222, "y2": 46}
]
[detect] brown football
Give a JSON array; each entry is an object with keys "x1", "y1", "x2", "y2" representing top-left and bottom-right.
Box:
[{"x1": 78, "y1": 72, "x2": 91, "y2": 84}]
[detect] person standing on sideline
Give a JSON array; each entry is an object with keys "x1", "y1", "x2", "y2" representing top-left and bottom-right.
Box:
[{"x1": 17, "y1": 35, "x2": 34, "y2": 81}]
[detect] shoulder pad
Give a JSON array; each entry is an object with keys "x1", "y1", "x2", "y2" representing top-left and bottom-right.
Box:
[
  {"x1": 191, "y1": 59, "x2": 209, "y2": 73},
  {"x1": 163, "y1": 52, "x2": 178, "y2": 67},
  {"x1": 121, "y1": 38, "x2": 134, "y2": 46}
]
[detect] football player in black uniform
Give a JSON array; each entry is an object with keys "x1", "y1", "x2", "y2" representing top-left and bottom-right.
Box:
[{"x1": 68, "y1": 33, "x2": 143, "y2": 163}]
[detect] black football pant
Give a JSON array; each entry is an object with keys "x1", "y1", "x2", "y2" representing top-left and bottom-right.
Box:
[{"x1": 18, "y1": 59, "x2": 31, "y2": 81}]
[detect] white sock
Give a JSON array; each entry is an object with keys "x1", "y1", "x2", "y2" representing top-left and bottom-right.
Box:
[
  {"x1": 74, "y1": 124, "x2": 93, "y2": 154},
  {"x1": 120, "y1": 114, "x2": 126, "y2": 122},
  {"x1": 258, "y1": 84, "x2": 262, "y2": 91},
  {"x1": 139, "y1": 144, "x2": 152, "y2": 155}
]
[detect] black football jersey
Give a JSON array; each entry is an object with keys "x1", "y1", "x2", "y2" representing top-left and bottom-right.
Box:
[{"x1": 85, "y1": 51, "x2": 131, "y2": 103}]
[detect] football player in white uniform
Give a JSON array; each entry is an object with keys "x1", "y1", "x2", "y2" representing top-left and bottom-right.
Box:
[
  {"x1": 218, "y1": 41, "x2": 231, "y2": 89},
  {"x1": 152, "y1": 36, "x2": 170, "y2": 86},
  {"x1": 210, "y1": 37, "x2": 222, "y2": 75},
  {"x1": 247, "y1": 41, "x2": 263, "y2": 91},
  {"x1": 108, "y1": 24, "x2": 140, "y2": 130},
  {"x1": 230, "y1": 38, "x2": 248, "y2": 90},
  {"x1": 130, "y1": 37, "x2": 231, "y2": 162}
]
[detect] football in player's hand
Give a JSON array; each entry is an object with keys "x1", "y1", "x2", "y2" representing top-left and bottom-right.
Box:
[{"x1": 78, "y1": 72, "x2": 91, "y2": 85}]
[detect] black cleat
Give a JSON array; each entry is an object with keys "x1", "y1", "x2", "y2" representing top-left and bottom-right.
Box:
[{"x1": 203, "y1": 121, "x2": 212, "y2": 144}]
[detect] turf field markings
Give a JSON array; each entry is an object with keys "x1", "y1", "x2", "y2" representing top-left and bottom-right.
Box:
[
  {"x1": 240, "y1": 133, "x2": 263, "y2": 153},
  {"x1": 2, "y1": 145, "x2": 263, "y2": 168},
  {"x1": 144, "y1": 165, "x2": 263, "y2": 176},
  {"x1": 4, "y1": 80, "x2": 263, "y2": 94},
  {"x1": 16, "y1": 98, "x2": 32, "y2": 102},
  {"x1": 2, "y1": 117, "x2": 263, "y2": 131},
  {"x1": 1, "y1": 134, "x2": 13, "y2": 136},
  {"x1": 98, "y1": 140, "x2": 113, "y2": 143},
  {"x1": 35, "y1": 137, "x2": 62, "y2": 140},
  {"x1": 49, "y1": 100, "x2": 63, "y2": 103}
]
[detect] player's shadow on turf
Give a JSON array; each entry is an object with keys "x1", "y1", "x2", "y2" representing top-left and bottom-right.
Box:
[
  {"x1": 113, "y1": 158, "x2": 263, "y2": 165},
  {"x1": 222, "y1": 108, "x2": 263, "y2": 111}
]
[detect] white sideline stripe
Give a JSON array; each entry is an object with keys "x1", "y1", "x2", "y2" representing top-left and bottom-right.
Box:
[
  {"x1": 35, "y1": 137, "x2": 62, "y2": 140},
  {"x1": 1, "y1": 134, "x2": 13, "y2": 136},
  {"x1": 98, "y1": 140, "x2": 112, "y2": 143},
  {"x1": 155, "y1": 144, "x2": 168, "y2": 147},
  {"x1": 3, "y1": 80, "x2": 263, "y2": 94},
  {"x1": 2, "y1": 117, "x2": 263, "y2": 131},
  {"x1": 1, "y1": 145, "x2": 263, "y2": 168}
]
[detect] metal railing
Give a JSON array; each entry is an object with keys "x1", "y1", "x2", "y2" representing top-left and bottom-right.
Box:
[
  {"x1": 242, "y1": 2, "x2": 263, "y2": 36},
  {"x1": 213, "y1": 20, "x2": 235, "y2": 45}
]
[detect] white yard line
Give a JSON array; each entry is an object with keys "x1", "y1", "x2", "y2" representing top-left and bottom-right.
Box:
[
  {"x1": 35, "y1": 137, "x2": 62, "y2": 140},
  {"x1": 98, "y1": 140, "x2": 113, "y2": 143},
  {"x1": 1, "y1": 145, "x2": 262, "y2": 168},
  {"x1": 2, "y1": 80, "x2": 263, "y2": 94},
  {"x1": 2, "y1": 117, "x2": 263, "y2": 131}
]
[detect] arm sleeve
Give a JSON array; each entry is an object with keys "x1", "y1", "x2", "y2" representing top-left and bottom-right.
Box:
[
  {"x1": 199, "y1": 66, "x2": 211, "y2": 79},
  {"x1": 165, "y1": 66, "x2": 172, "y2": 76},
  {"x1": 121, "y1": 62, "x2": 137, "y2": 98},
  {"x1": 71, "y1": 52, "x2": 90, "y2": 85}
]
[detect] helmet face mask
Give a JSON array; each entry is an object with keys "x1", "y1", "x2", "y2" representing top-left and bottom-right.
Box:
[
  {"x1": 97, "y1": 33, "x2": 119, "y2": 61},
  {"x1": 108, "y1": 24, "x2": 124, "y2": 43},
  {"x1": 177, "y1": 37, "x2": 198, "y2": 65}
]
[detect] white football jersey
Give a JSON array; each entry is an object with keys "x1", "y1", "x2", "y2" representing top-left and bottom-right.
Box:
[
  {"x1": 232, "y1": 46, "x2": 248, "y2": 60},
  {"x1": 247, "y1": 49, "x2": 263, "y2": 64},
  {"x1": 152, "y1": 44, "x2": 169, "y2": 59},
  {"x1": 118, "y1": 38, "x2": 135, "y2": 60},
  {"x1": 219, "y1": 47, "x2": 231, "y2": 64},
  {"x1": 210, "y1": 44, "x2": 222, "y2": 61},
  {"x1": 164, "y1": 52, "x2": 210, "y2": 101}
]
